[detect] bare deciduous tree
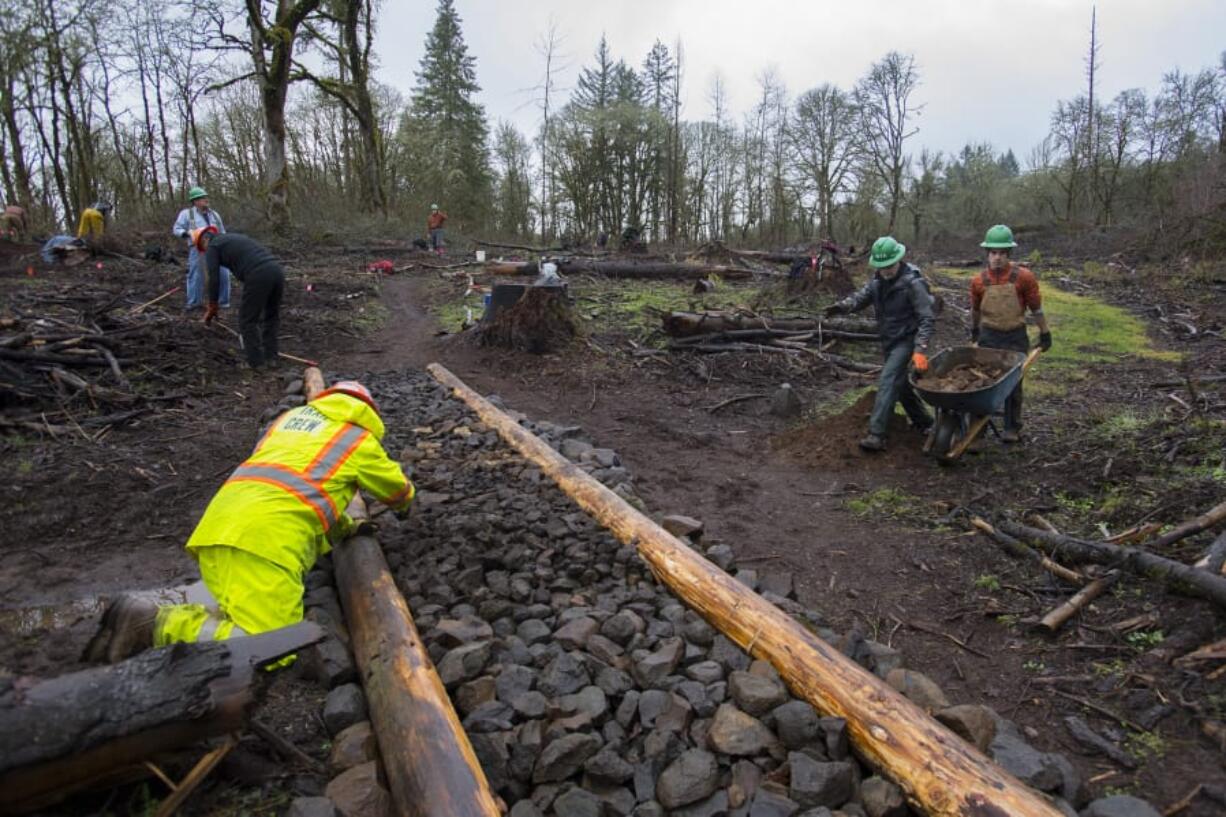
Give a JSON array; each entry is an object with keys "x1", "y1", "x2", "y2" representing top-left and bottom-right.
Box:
[{"x1": 854, "y1": 51, "x2": 921, "y2": 233}]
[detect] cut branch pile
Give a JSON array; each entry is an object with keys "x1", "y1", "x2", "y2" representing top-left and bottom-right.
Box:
[
  {"x1": 659, "y1": 310, "x2": 881, "y2": 373},
  {"x1": 0, "y1": 286, "x2": 196, "y2": 436}
]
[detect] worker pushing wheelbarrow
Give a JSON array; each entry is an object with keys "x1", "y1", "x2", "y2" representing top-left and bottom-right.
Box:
[{"x1": 910, "y1": 345, "x2": 1042, "y2": 461}]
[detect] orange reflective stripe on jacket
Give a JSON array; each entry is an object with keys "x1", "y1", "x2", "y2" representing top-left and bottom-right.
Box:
[
  {"x1": 226, "y1": 423, "x2": 367, "y2": 531},
  {"x1": 305, "y1": 424, "x2": 368, "y2": 483}
]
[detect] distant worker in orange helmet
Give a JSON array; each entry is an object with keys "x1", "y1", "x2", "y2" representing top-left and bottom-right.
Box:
[
  {"x1": 824, "y1": 236, "x2": 936, "y2": 452},
  {"x1": 85, "y1": 379, "x2": 415, "y2": 662}
]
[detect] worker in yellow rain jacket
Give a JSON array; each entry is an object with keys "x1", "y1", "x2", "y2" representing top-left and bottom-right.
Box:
[
  {"x1": 76, "y1": 200, "x2": 111, "y2": 240},
  {"x1": 84, "y1": 380, "x2": 414, "y2": 663}
]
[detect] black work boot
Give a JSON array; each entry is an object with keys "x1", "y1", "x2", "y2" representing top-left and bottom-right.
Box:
[
  {"x1": 859, "y1": 433, "x2": 887, "y2": 452},
  {"x1": 82, "y1": 594, "x2": 159, "y2": 663}
]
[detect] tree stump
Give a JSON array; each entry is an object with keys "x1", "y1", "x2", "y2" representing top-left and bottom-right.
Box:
[{"x1": 478, "y1": 284, "x2": 576, "y2": 353}]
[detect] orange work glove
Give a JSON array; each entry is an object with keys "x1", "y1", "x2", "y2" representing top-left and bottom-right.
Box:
[
  {"x1": 911, "y1": 351, "x2": 929, "y2": 373},
  {"x1": 202, "y1": 302, "x2": 219, "y2": 324}
]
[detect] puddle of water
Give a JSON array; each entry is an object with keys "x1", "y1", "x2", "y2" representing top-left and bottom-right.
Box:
[
  {"x1": 0, "y1": 598, "x2": 104, "y2": 638},
  {"x1": 0, "y1": 582, "x2": 215, "y2": 639}
]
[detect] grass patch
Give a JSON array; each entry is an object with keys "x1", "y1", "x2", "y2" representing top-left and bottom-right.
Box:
[
  {"x1": 423, "y1": 276, "x2": 759, "y2": 341},
  {"x1": 349, "y1": 298, "x2": 388, "y2": 334},
  {"x1": 1125, "y1": 729, "x2": 1167, "y2": 762},
  {"x1": 935, "y1": 268, "x2": 1181, "y2": 397},
  {"x1": 845, "y1": 486, "x2": 922, "y2": 520},
  {"x1": 1125, "y1": 629, "x2": 1164, "y2": 650},
  {"x1": 974, "y1": 574, "x2": 1001, "y2": 591},
  {"x1": 575, "y1": 277, "x2": 750, "y2": 339}
]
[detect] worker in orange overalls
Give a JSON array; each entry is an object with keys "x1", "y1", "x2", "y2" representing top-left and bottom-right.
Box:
[{"x1": 84, "y1": 380, "x2": 414, "y2": 662}]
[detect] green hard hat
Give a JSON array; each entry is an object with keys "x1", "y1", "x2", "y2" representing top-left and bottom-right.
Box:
[
  {"x1": 868, "y1": 236, "x2": 906, "y2": 269},
  {"x1": 980, "y1": 224, "x2": 1017, "y2": 249},
  {"x1": 188, "y1": 186, "x2": 208, "y2": 201}
]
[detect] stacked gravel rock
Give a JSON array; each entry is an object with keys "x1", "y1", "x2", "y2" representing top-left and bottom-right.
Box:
[{"x1": 290, "y1": 368, "x2": 1161, "y2": 817}]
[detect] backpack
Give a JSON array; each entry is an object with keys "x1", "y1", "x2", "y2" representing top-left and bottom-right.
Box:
[{"x1": 906, "y1": 263, "x2": 944, "y2": 315}]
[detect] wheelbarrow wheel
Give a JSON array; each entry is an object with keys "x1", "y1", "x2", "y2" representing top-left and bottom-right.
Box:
[{"x1": 930, "y1": 411, "x2": 961, "y2": 460}]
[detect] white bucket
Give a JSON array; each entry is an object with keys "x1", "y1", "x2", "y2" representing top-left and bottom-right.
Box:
[{"x1": 475, "y1": 249, "x2": 487, "y2": 262}]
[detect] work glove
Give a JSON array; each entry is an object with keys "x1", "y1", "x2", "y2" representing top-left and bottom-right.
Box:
[
  {"x1": 822, "y1": 303, "x2": 846, "y2": 318},
  {"x1": 394, "y1": 503, "x2": 413, "y2": 522},
  {"x1": 970, "y1": 326, "x2": 980, "y2": 344},
  {"x1": 911, "y1": 351, "x2": 929, "y2": 374},
  {"x1": 1039, "y1": 331, "x2": 1053, "y2": 352},
  {"x1": 202, "y1": 302, "x2": 219, "y2": 324}
]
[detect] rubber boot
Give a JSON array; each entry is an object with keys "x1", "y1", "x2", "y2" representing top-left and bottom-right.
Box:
[
  {"x1": 1001, "y1": 429, "x2": 1021, "y2": 444},
  {"x1": 82, "y1": 594, "x2": 159, "y2": 663}
]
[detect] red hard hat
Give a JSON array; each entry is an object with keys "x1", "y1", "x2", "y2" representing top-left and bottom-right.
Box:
[
  {"x1": 191, "y1": 225, "x2": 219, "y2": 252},
  {"x1": 315, "y1": 380, "x2": 379, "y2": 413}
]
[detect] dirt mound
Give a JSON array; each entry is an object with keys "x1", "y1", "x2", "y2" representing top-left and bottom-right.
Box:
[
  {"x1": 772, "y1": 389, "x2": 933, "y2": 472},
  {"x1": 920, "y1": 361, "x2": 1008, "y2": 392}
]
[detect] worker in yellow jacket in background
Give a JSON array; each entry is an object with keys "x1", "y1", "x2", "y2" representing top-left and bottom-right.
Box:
[
  {"x1": 84, "y1": 380, "x2": 415, "y2": 663},
  {"x1": 76, "y1": 201, "x2": 111, "y2": 240}
]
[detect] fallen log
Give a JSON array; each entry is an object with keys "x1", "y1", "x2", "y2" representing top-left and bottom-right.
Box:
[
  {"x1": 661, "y1": 310, "x2": 877, "y2": 337},
  {"x1": 1148, "y1": 498, "x2": 1226, "y2": 549},
  {"x1": 670, "y1": 327, "x2": 878, "y2": 343},
  {"x1": 428, "y1": 362, "x2": 1063, "y2": 817},
  {"x1": 1195, "y1": 531, "x2": 1226, "y2": 575},
  {"x1": 1148, "y1": 373, "x2": 1226, "y2": 388},
  {"x1": 668, "y1": 341, "x2": 802, "y2": 356},
  {"x1": 485, "y1": 259, "x2": 768, "y2": 280},
  {"x1": 304, "y1": 369, "x2": 499, "y2": 817},
  {"x1": 0, "y1": 623, "x2": 323, "y2": 814},
  {"x1": 474, "y1": 239, "x2": 567, "y2": 253},
  {"x1": 969, "y1": 517, "x2": 1085, "y2": 586},
  {"x1": 1037, "y1": 573, "x2": 1118, "y2": 633},
  {"x1": 998, "y1": 519, "x2": 1226, "y2": 610}
]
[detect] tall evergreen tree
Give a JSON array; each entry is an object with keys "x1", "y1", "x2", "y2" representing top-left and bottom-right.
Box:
[{"x1": 400, "y1": 0, "x2": 491, "y2": 227}]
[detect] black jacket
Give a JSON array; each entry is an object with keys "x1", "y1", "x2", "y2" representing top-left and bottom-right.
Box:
[
  {"x1": 205, "y1": 233, "x2": 283, "y2": 304},
  {"x1": 835, "y1": 262, "x2": 935, "y2": 351}
]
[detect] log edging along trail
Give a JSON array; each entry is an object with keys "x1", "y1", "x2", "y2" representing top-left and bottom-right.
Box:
[
  {"x1": 426, "y1": 362, "x2": 1063, "y2": 817},
  {"x1": 304, "y1": 367, "x2": 501, "y2": 817}
]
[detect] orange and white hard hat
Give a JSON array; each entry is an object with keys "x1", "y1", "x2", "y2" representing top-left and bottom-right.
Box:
[
  {"x1": 315, "y1": 380, "x2": 379, "y2": 413},
  {"x1": 191, "y1": 225, "x2": 219, "y2": 252}
]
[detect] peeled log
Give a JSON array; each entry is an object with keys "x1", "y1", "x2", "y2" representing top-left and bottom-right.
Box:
[
  {"x1": 334, "y1": 535, "x2": 500, "y2": 817},
  {"x1": 304, "y1": 368, "x2": 499, "y2": 817},
  {"x1": 427, "y1": 362, "x2": 1062, "y2": 817}
]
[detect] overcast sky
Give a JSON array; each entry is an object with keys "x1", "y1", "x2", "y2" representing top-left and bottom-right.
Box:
[{"x1": 373, "y1": 0, "x2": 1225, "y2": 163}]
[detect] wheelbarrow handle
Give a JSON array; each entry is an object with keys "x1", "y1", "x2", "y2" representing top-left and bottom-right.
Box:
[{"x1": 1022, "y1": 347, "x2": 1043, "y2": 373}]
